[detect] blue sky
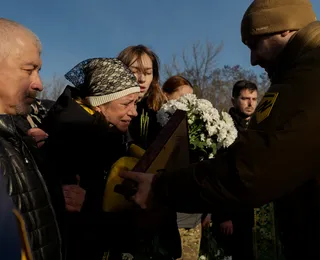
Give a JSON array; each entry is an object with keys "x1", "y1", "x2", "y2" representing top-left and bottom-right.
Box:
[{"x1": 3, "y1": 0, "x2": 320, "y2": 83}]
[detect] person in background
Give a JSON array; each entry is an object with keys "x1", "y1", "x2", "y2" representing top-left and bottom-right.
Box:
[
  {"x1": 118, "y1": 45, "x2": 181, "y2": 259},
  {"x1": 0, "y1": 17, "x2": 63, "y2": 260},
  {"x1": 229, "y1": 80, "x2": 258, "y2": 132},
  {"x1": 211, "y1": 80, "x2": 257, "y2": 260},
  {"x1": 162, "y1": 75, "x2": 193, "y2": 101},
  {"x1": 162, "y1": 75, "x2": 203, "y2": 260},
  {"x1": 117, "y1": 44, "x2": 166, "y2": 149}
]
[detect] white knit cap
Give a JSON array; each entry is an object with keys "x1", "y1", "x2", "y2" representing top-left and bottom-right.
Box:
[{"x1": 65, "y1": 58, "x2": 140, "y2": 106}]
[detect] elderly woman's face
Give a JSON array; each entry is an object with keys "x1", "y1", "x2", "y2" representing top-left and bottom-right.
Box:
[{"x1": 96, "y1": 93, "x2": 139, "y2": 132}]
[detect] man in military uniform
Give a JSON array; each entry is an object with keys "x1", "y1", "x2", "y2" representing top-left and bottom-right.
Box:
[{"x1": 120, "y1": 0, "x2": 320, "y2": 259}]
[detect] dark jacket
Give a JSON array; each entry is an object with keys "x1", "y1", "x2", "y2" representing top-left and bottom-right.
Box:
[
  {"x1": 228, "y1": 107, "x2": 250, "y2": 132},
  {"x1": 129, "y1": 97, "x2": 181, "y2": 258},
  {"x1": 129, "y1": 97, "x2": 162, "y2": 149},
  {"x1": 40, "y1": 86, "x2": 142, "y2": 259},
  {"x1": 213, "y1": 107, "x2": 254, "y2": 225},
  {"x1": 13, "y1": 100, "x2": 66, "y2": 242},
  {"x1": 41, "y1": 86, "x2": 181, "y2": 259},
  {"x1": 152, "y1": 21, "x2": 320, "y2": 259},
  {"x1": 41, "y1": 86, "x2": 129, "y2": 210},
  {"x1": 0, "y1": 115, "x2": 62, "y2": 260}
]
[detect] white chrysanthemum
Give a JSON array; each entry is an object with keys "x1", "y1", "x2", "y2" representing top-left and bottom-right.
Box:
[
  {"x1": 206, "y1": 138, "x2": 213, "y2": 146},
  {"x1": 174, "y1": 102, "x2": 189, "y2": 111},
  {"x1": 156, "y1": 94, "x2": 238, "y2": 157},
  {"x1": 221, "y1": 111, "x2": 234, "y2": 125},
  {"x1": 162, "y1": 101, "x2": 177, "y2": 114},
  {"x1": 217, "y1": 121, "x2": 228, "y2": 142},
  {"x1": 121, "y1": 253, "x2": 134, "y2": 260},
  {"x1": 200, "y1": 112, "x2": 213, "y2": 123},
  {"x1": 179, "y1": 93, "x2": 197, "y2": 105},
  {"x1": 222, "y1": 125, "x2": 238, "y2": 147},
  {"x1": 206, "y1": 123, "x2": 219, "y2": 137},
  {"x1": 197, "y1": 98, "x2": 213, "y2": 109},
  {"x1": 156, "y1": 110, "x2": 171, "y2": 126},
  {"x1": 210, "y1": 107, "x2": 221, "y2": 120},
  {"x1": 188, "y1": 114, "x2": 196, "y2": 124}
]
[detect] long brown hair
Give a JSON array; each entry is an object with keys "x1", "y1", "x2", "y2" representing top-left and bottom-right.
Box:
[
  {"x1": 162, "y1": 75, "x2": 193, "y2": 95},
  {"x1": 117, "y1": 45, "x2": 166, "y2": 111}
]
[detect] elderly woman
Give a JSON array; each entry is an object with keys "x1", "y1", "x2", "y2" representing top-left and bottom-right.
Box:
[{"x1": 40, "y1": 58, "x2": 141, "y2": 260}]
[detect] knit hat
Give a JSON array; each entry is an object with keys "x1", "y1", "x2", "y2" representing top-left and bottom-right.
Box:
[
  {"x1": 241, "y1": 0, "x2": 317, "y2": 43},
  {"x1": 65, "y1": 58, "x2": 140, "y2": 106}
]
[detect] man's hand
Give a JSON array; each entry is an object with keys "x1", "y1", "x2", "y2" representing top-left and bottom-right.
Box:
[
  {"x1": 63, "y1": 175, "x2": 86, "y2": 212},
  {"x1": 119, "y1": 171, "x2": 155, "y2": 209},
  {"x1": 220, "y1": 220, "x2": 233, "y2": 235},
  {"x1": 27, "y1": 128, "x2": 48, "y2": 148}
]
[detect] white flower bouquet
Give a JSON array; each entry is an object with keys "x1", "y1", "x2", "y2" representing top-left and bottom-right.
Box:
[{"x1": 157, "y1": 94, "x2": 238, "y2": 160}]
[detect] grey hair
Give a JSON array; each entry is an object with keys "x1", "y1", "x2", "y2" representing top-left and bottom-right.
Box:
[{"x1": 0, "y1": 18, "x2": 42, "y2": 61}]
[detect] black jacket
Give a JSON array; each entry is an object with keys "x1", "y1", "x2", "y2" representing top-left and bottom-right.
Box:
[
  {"x1": 129, "y1": 97, "x2": 162, "y2": 150},
  {"x1": 41, "y1": 86, "x2": 181, "y2": 259},
  {"x1": 40, "y1": 86, "x2": 139, "y2": 259},
  {"x1": 228, "y1": 107, "x2": 250, "y2": 132},
  {"x1": 213, "y1": 107, "x2": 253, "y2": 224},
  {"x1": 0, "y1": 115, "x2": 62, "y2": 260},
  {"x1": 41, "y1": 86, "x2": 129, "y2": 210}
]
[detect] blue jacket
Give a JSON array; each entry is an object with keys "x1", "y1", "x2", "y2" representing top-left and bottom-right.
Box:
[{"x1": 0, "y1": 173, "x2": 32, "y2": 260}]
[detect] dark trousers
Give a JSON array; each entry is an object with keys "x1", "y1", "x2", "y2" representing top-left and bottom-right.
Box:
[
  {"x1": 213, "y1": 211, "x2": 254, "y2": 260},
  {"x1": 232, "y1": 217, "x2": 254, "y2": 260}
]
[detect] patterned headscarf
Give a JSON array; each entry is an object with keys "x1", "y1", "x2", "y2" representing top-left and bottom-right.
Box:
[{"x1": 65, "y1": 58, "x2": 140, "y2": 106}]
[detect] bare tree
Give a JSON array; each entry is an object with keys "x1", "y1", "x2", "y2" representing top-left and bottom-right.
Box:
[
  {"x1": 39, "y1": 74, "x2": 67, "y2": 101},
  {"x1": 163, "y1": 40, "x2": 224, "y2": 97},
  {"x1": 163, "y1": 40, "x2": 270, "y2": 110},
  {"x1": 209, "y1": 65, "x2": 271, "y2": 110}
]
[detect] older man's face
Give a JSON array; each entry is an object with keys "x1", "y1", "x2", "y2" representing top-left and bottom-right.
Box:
[{"x1": 0, "y1": 32, "x2": 43, "y2": 115}]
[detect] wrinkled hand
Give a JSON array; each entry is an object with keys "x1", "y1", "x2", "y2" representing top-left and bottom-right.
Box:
[
  {"x1": 202, "y1": 214, "x2": 211, "y2": 228},
  {"x1": 119, "y1": 171, "x2": 155, "y2": 209},
  {"x1": 27, "y1": 128, "x2": 48, "y2": 148},
  {"x1": 63, "y1": 175, "x2": 86, "y2": 212},
  {"x1": 220, "y1": 220, "x2": 233, "y2": 235}
]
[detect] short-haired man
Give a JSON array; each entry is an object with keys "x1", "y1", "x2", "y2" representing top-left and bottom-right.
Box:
[
  {"x1": 230, "y1": 80, "x2": 258, "y2": 131},
  {"x1": 0, "y1": 18, "x2": 62, "y2": 260},
  {"x1": 120, "y1": 0, "x2": 320, "y2": 259},
  {"x1": 214, "y1": 80, "x2": 257, "y2": 260}
]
